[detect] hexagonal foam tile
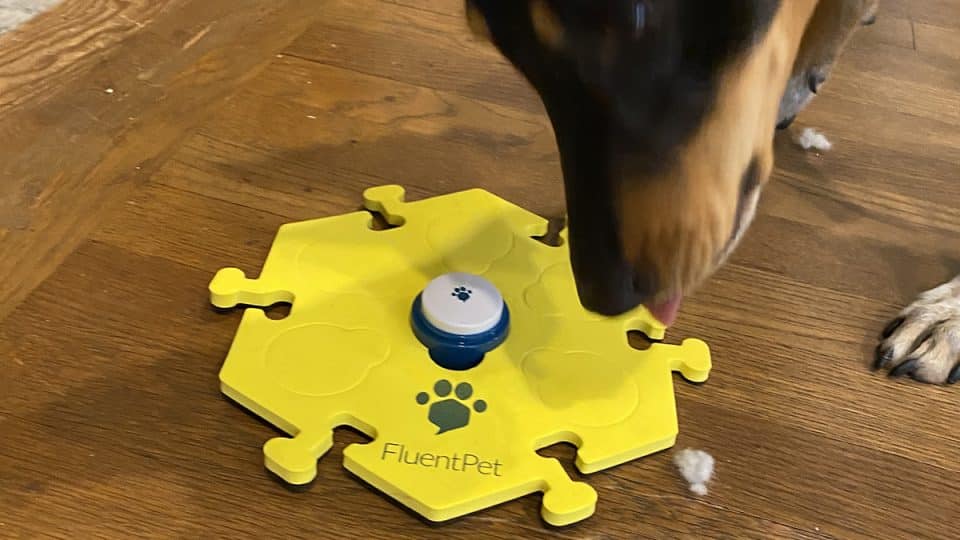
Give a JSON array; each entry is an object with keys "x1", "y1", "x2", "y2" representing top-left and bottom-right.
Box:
[{"x1": 210, "y1": 185, "x2": 711, "y2": 526}]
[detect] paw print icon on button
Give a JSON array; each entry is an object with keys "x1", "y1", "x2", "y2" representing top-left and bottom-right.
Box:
[
  {"x1": 451, "y1": 286, "x2": 473, "y2": 302},
  {"x1": 412, "y1": 272, "x2": 510, "y2": 371}
]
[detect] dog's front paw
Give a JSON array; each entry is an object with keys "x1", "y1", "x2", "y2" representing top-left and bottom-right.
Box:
[{"x1": 875, "y1": 277, "x2": 960, "y2": 384}]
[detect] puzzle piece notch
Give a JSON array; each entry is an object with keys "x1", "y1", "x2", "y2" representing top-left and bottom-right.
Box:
[
  {"x1": 362, "y1": 185, "x2": 551, "y2": 240},
  {"x1": 362, "y1": 185, "x2": 408, "y2": 227},
  {"x1": 661, "y1": 338, "x2": 712, "y2": 383},
  {"x1": 527, "y1": 436, "x2": 599, "y2": 526},
  {"x1": 624, "y1": 315, "x2": 667, "y2": 342},
  {"x1": 534, "y1": 461, "x2": 597, "y2": 526},
  {"x1": 210, "y1": 267, "x2": 294, "y2": 309},
  {"x1": 264, "y1": 430, "x2": 333, "y2": 486},
  {"x1": 263, "y1": 412, "x2": 381, "y2": 486}
]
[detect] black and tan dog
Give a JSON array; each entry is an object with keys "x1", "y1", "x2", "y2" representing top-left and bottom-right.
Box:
[{"x1": 463, "y1": 1, "x2": 960, "y2": 385}]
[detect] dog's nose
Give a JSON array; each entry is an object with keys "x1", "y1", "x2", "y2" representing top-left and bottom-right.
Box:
[
  {"x1": 577, "y1": 280, "x2": 644, "y2": 316},
  {"x1": 574, "y1": 263, "x2": 653, "y2": 316},
  {"x1": 808, "y1": 72, "x2": 827, "y2": 94}
]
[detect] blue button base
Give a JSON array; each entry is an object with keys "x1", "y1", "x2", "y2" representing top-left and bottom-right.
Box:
[{"x1": 410, "y1": 294, "x2": 510, "y2": 370}]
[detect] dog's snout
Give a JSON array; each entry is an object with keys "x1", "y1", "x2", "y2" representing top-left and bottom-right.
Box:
[
  {"x1": 573, "y1": 261, "x2": 650, "y2": 316},
  {"x1": 808, "y1": 72, "x2": 827, "y2": 94},
  {"x1": 576, "y1": 280, "x2": 643, "y2": 316}
]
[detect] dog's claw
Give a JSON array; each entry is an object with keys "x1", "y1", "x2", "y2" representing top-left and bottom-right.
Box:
[
  {"x1": 947, "y1": 364, "x2": 960, "y2": 385},
  {"x1": 889, "y1": 358, "x2": 919, "y2": 378},
  {"x1": 875, "y1": 276, "x2": 960, "y2": 385},
  {"x1": 880, "y1": 316, "x2": 905, "y2": 339},
  {"x1": 873, "y1": 345, "x2": 894, "y2": 371}
]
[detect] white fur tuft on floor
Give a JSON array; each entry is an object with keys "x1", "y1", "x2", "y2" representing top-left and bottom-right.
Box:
[
  {"x1": 795, "y1": 127, "x2": 833, "y2": 152},
  {"x1": 674, "y1": 448, "x2": 715, "y2": 496}
]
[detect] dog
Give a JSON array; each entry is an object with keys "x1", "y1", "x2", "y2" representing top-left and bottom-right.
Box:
[{"x1": 461, "y1": 1, "x2": 958, "y2": 386}]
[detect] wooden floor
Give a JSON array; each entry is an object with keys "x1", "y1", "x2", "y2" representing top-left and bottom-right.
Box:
[{"x1": 1, "y1": 1, "x2": 958, "y2": 538}]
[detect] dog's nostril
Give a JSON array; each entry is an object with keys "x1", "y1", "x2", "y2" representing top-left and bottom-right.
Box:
[
  {"x1": 572, "y1": 263, "x2": 649, "y2": 316},
  {"x1": 808, "y1": 73, "x2": 827, "y2": 94}
]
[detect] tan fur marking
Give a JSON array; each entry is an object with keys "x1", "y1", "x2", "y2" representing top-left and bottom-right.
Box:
[
  {"x1": 465, "y1": 3, "x2": 491, "y2": 41},
  {"x1": 618, "y1": 1, "x2": 818, "y2": 301},
  {"x1": 529, "y1": 0, "x2": 564, "y2": 49},
  {"x1": 794, "y1": 0, "x2": 875, "y2": 78}
]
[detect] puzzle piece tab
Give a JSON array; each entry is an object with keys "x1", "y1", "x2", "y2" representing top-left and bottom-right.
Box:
[{"x1": 211, "y1": 185, "x2": 711, "y2": 526}]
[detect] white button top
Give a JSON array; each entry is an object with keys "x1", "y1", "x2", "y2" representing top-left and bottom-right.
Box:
[{"x1": 420, "y1": 272, "x2": 504, "y2": 335}]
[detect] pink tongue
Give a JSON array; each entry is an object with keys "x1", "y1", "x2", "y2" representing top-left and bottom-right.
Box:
[{"x1": 645, "y1": 295, "x2": 683, "y2": 326}]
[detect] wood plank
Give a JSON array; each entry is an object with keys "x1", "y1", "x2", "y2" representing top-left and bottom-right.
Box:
[
  {"x1": 847, "y1": 13, "x2": 915, "y2": 50},
  {"x1": 284, "y1": 0, "x2": 542, "y2": 114},
  {"x1": 0, "y1": 0, "x2": 328, "y2": 323},
  {"x1": 2, "y1": 0, "x2": 960, "y2": 537},
  {"x1": 383, "y1": 0, "x2": 459, "y2": 16},
  {"x1": 0, "y1": 238, "x2": 820, "y2": 539},
  {"x1": 915, "y1": 21, "x2": 960, "y2": 61},
  {"x1": 89, "y1": 183, "x2": 960, "y2": 476},
  {"x1": 164, "y1": 58, "x2": 565, "y2": 220},
  {"x1": 0, "y1": 0, "x2": 181, "y2": 112},
  {"x1": 883, "y1": 0, "x2": 960, "y2": 30},
  {"x1": 823, "y1": 45, "x2": 960, "y2": 127},
  {"x1": 7, "y1": 238, "x2": 955, "y2": 538}
]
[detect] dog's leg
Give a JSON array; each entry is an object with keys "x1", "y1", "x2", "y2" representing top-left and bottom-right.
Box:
[
  {"x1": 875, "y1": 275, "x2": 960, "y2": 384},
  {"x1": 777, "y1": 0, "x2": 878, "y2": 128}
]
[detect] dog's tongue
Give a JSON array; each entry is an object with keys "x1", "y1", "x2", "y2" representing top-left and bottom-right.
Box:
[{"x1": 645, "y1": 295, "x2": 683, "y2": 326}]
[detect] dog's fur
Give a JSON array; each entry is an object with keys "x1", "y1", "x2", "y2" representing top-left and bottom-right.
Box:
[
  {"x1": 463, "y1": 1, "x2": 960, "y2": 385},
  {"x1": 466, "y1": 0, "x2": 878, "y2": 318}
]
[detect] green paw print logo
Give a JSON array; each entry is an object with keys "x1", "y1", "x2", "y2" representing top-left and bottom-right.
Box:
[{"x1": 416, "y1": 380, "x2": 487, "y2": 434}]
